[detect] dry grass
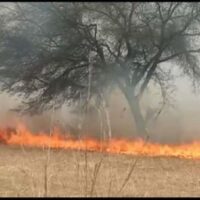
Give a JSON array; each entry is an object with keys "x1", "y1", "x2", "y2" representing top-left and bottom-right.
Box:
[{"x1": 0, "y1": 144, "x2": 200, "y2": 197}]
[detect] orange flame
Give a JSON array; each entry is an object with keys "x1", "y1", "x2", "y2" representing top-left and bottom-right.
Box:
[{"x1": 1, "y1": 122, "x2": 200, "y2": 160}]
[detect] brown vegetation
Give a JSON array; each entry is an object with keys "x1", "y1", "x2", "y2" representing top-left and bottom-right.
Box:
[{"x1": 0, "y1": 144, "x2": 199, "y2": 197}]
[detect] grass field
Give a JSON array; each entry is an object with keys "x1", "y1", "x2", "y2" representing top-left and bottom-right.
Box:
[{"x1": 0, "y1": 144, "x2": 200, "y2": 197}]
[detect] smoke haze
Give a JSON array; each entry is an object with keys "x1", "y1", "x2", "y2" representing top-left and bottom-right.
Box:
[{"x1": 1, "y1": 68, "x2": 200, "y2": 143}]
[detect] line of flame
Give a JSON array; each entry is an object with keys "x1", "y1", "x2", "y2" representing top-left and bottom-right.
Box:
[{"x1": 1, "y1": 123, "x2": 200, "y2": 160}]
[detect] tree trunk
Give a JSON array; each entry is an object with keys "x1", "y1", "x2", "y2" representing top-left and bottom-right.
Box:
[{"x1": 120, "y1": 86, "x2": 147, "y2": 138}]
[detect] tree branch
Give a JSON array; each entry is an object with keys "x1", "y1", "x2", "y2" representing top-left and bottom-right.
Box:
[{"x1": 159, "y1": 48, "x2": 200, "y2": 63}]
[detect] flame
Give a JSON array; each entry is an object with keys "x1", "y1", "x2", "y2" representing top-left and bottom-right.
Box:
[{"x1": 1, "y1": 122, "x2": 200, "y2": 160}]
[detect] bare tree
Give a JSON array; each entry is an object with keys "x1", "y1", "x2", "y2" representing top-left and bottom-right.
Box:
[{"x1": 0, "y1": 2, "x2": 200, "y2": 137}]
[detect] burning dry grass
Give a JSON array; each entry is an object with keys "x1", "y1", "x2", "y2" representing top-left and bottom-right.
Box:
[{"x1": 0, "y1": 144, "x2": 200, "y2": 197}]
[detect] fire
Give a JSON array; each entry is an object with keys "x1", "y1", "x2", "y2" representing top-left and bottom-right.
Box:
[{"x1": 1, "y1": 122, "x2": 200, "y2": 160}]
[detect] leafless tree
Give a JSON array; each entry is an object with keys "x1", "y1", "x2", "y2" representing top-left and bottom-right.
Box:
[{"x1": 0, "y1": 2, "x2": 200, "y2": 137}]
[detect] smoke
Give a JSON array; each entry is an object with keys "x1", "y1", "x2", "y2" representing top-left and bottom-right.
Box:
[{"x1": 1, "y1": 70, "x2": 200, "y2": 144}]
